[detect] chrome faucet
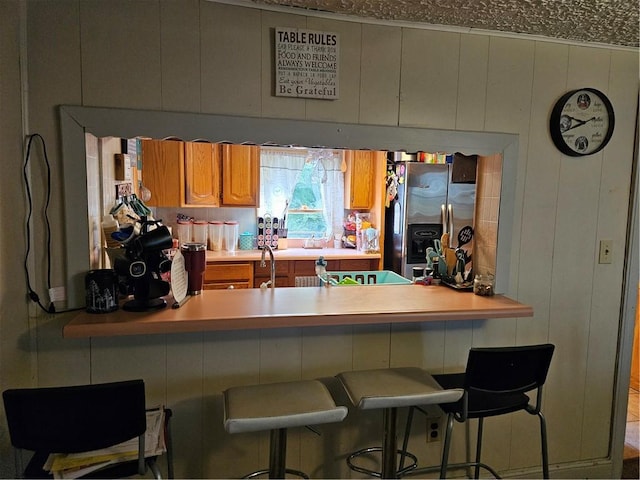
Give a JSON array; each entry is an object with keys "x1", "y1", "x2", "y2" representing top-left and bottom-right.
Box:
[{"x1": 260, "y1": 245, "x2": 275, "y2": 288}]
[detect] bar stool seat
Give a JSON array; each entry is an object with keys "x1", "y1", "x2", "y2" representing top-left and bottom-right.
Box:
[
  {"x1": 337, "y1": 367, "x2": 463, "y2": 479},
  {"x1": 223, "y1": 379, "x2": 348, "y2": 479}
]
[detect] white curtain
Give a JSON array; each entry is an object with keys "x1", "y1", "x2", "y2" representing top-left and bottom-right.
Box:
[
  {"x1": 259, "y1": 147, "x2": 306, "y2": 219},
  {"x1": 259, "y1": 147, "x2": 344, "y2": 238},
  {"x1": 307, "y1": 149, "x2": 344, "y2": 238}
]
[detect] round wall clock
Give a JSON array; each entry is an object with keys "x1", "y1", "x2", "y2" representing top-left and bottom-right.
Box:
[{"x1": 549, "y1": 87, "x2": 615, "y2": 156}]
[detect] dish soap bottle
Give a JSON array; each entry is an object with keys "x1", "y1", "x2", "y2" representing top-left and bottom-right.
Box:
[{"x1": 315, "y1": 256, "x2": 329, "y2": 287}]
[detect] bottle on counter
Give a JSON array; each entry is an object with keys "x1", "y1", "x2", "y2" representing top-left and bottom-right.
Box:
[
  {"x1": 315, "y1": 256, "x2": 329, "y2": 287},
  {"x1": 431, "y1": 258, "x2": 441, "y2": 284}
]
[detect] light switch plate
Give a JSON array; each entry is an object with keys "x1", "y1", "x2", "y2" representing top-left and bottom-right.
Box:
[{"x1": 599, "y1": 240, "x2": 612, "y2": 264}]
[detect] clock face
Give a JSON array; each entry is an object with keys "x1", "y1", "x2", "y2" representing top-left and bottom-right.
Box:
[{"x1": 550, "y1": 88, "x2": 615, "y2": 156}]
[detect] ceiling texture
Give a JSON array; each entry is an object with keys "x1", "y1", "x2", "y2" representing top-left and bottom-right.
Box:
[{"x1": 250, "y1": 0, "x2": 639, "y2": 48}]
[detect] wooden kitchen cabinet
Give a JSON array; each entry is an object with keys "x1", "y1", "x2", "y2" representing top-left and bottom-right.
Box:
[
  {"x1": 254, "y1": 260, "x2": 292, "y2": 287},
  {"x1": 184, "y1": 142, "x2": 220, "y2": 207},
  {"x1": 344, "y1": 150, "x2": 376, "y2": 210},
  {"x1": 338, "y1": 258, "x2": 379, "y2": 271},
  {"x1": 204, "y1": 262, "x2": 253, "y2": 290},
  {"x1": 140, "y1": 139, "x2": 184, "y2": 207},
  {"x1": 293, "y1": 259, "x2": 339, "y2": 276},
  {"x1": 142, "y1": 139, "x2": 222, "y2": 208},
  {"x1": 221, "y1": 144, "x2": 260, "y2": 207}
]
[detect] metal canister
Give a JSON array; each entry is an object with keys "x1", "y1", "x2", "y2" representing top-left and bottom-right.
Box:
[
  {"x1": 411, "y1": 266, "x2": 424, "y2": 283},
  {"x1": 239, "y1": 232, "x2": 255, "y2": 250}
]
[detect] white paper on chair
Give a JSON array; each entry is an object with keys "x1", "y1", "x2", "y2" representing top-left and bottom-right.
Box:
[{"x1": 45, "y1": 408, "x2": 166, "y2": 479}]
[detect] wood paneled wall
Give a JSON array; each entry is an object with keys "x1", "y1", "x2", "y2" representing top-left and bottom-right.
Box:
[
  {"x1": 1, "y1": 1, "x2": 638, "y2": 478},
  {"x1": 631, "y1": 286, "x2": 640, "y2": 390}
]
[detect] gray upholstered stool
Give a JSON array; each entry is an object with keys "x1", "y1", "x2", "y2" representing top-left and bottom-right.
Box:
[
  {"x1": 337, "y1": 367, "x2": 463, "y2": 479},
  {"x1": 223, "y1": 379, "x2": 348, "y2": 479}
]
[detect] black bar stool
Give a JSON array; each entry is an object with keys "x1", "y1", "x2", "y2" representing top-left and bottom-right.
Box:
[
  {"x1": 223, "y1": 379, "x2": 348, "y2": 479},
  {"x1": 402, "y1": 344, "x2": 555, "y2": 479}
]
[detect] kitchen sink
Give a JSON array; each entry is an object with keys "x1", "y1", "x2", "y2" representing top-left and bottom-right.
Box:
[{"x1": 328, "y1": 270, "x2": 411, "y2": 286}]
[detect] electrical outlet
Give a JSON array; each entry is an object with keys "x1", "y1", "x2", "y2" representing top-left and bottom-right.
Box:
[
  {"x1": 49, "y1": 286, "x2": 66, "y2": 302},
  {"x1": 426, "y1": 417, "x2": 441, "y2": 443},
  {"x1": 599, "y1": 240, "x2": 613, "y2": 264}
]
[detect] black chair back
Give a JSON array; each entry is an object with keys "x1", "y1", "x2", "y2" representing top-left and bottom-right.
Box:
[
  {"x1": 464, "y1": 343, "x2": 555, "y2": 395},
  {"x1": 3, "y1": 379, "x2": 146, "y2": 453}
]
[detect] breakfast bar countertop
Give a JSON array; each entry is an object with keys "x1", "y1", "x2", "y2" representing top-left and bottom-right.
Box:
[{"x1": 64, "y1": 285, "x2": 533, "y2": 338}]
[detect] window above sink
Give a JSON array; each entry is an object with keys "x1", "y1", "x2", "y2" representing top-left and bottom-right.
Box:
[{"x1": 259, "y1": 146, "x2": 344, "y2": 239}]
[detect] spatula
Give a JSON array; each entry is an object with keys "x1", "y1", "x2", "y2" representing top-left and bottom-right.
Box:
[{"x1": 457, "y1": 225, "x2": 473, "y2": 248}]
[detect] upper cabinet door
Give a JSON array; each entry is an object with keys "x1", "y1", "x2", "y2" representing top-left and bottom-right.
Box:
[
  {"x1": 141, "y1": 139, "x2": 184, "y2": 207},
  {"x1": 221, "y1": 144, "x2": 260, "y2": 207},
  {"x1": 344, "y1": 150, "x2": 375, "y2": 210},
  {"x1": 184, "y1": 142, "x2": 220, "y2": 207}
]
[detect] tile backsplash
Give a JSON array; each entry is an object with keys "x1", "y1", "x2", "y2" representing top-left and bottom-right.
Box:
[{"x1": 474, "y1": 154, "x2": 502, "y2": 277}]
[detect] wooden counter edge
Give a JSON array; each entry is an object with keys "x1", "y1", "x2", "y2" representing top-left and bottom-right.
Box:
[{"x1": 63, "y1": 291, "x2": 533, "y2": 338}]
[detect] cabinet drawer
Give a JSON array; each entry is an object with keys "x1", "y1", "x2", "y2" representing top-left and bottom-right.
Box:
[
  {"x1": 339, "y1": 259, "x2": 377, "y2": 271},
  {"x1": 293, "y1": 260, "x2": 339, "y2": 275},
  {"x1": 253, "y1": 276, "x2": 291, "y2": 288},
  {"x1": 204, "y1": 281, "x2": 251, "y2": 290},
  {"x1": 255, "y1": 260, "x2": 290, "y2": 277},
  {"x1": 205, "y1": 262, "x2": 253, "y2": 282}
]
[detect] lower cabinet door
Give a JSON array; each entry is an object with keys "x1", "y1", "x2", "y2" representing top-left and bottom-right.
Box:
[
  {"x1": 204, "y1": 262, "x2": 253, "y2": 289},
  {"x1": 204, "y1": 281, "x2": 251, "y2": 290}
]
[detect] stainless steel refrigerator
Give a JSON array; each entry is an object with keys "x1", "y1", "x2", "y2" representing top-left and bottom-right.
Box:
[{"x1": 384, "y1": 155, "x2": 477, "y2": 279}]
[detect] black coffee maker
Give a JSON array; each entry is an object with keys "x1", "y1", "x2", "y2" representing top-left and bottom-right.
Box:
[{"x1": 114, "y1": 218, "x2": 173, "y2": 311}]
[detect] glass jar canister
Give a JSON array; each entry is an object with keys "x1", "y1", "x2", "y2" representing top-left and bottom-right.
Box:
[{"x1": 473, "y1": 274, "x2": 495, "y2": 296}]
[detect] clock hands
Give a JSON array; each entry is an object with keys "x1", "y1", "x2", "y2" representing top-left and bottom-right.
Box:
[
  {"x1": 561, "y1": 116, "x2": 597, "y2": 132},
  {"x1": 551, "y1": 88, "x2": 613, "y2": 156}
]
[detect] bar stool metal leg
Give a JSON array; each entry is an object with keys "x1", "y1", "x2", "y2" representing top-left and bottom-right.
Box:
[
  {"x1": 538, "y1": 411, "x2": 549, "y2": 479},
  {"x1": 439, "y1": 413, "x2": 455, "y2": 479},
  {"x1": 474, "y1": 418, "x2": 484, "y2": 479},
  {"x1": 399, "y1": 406, "x2": 415, "y2": 472},
  {"x1": 346, "y1": 409, "x2": 418, "y2": 479},
  {"x1": 381, "y1": 408, "x2": 398, "y2": 479},
  {"x1": 244, "y1": 428, "x2": 309, "y2": 479},
  {"x1": 270, "y1": 428, "x2": 287, "y2": 478}
]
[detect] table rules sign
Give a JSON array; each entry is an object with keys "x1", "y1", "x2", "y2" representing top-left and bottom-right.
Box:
[{"x1": 275, "y1": 28, "x2": 339, "y2": 100}]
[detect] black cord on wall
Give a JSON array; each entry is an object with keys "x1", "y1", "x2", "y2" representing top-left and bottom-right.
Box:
[{"x1": 23, "y1": 134, "x2": 81, "y2": 314}]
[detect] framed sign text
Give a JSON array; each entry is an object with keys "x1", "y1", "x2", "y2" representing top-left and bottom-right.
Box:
[{"x1": 275, "y1": 28, "x2": 339, "y2": 100}]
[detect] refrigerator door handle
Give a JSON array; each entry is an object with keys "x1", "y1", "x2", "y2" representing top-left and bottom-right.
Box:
[{"x1": 447, "y1": 204, "x2": 454, "y2": 245}]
